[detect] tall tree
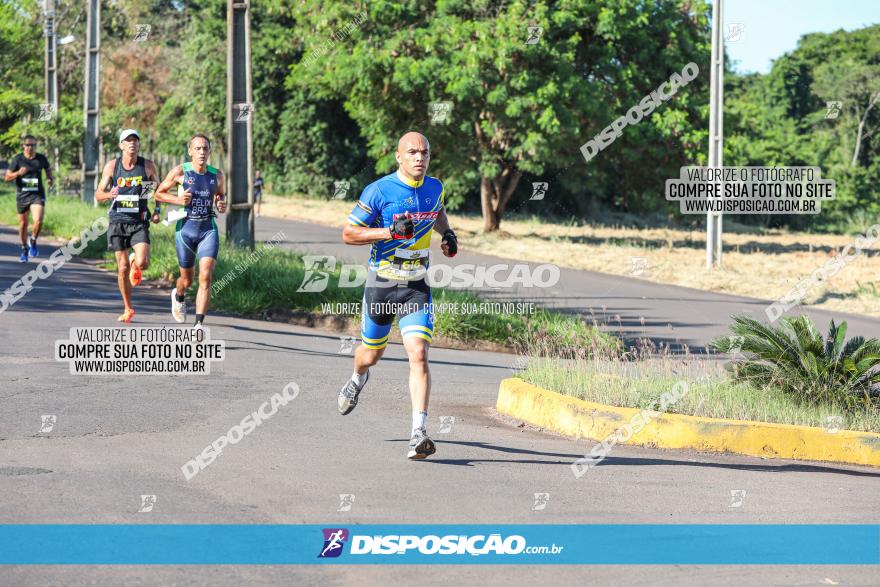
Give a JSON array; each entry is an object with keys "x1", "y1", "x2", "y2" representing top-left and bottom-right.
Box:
[
  {"x1": 728, "y1": 24, "x2": 880, "y2": 226},
  {"x1": 0, "y1": 0, "x2": 42, "y2": 153},
  {"x1": 289, "y1": 0, "x2": 710, "y2": 231},
  {"x1": 813, "y1": 59, "x2": 880, "y2": 167}
]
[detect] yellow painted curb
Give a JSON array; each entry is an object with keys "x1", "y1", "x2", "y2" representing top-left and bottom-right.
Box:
[{"x1": 497, "y1": 378, "x2": 880, "y2": 468}]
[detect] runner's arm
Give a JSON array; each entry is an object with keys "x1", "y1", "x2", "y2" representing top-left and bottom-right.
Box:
[
  {"x1": 145, "y1": 160, "x2": 159, "y2": 190},
  {"x1": 434, "y1": 207, "x2": 458, "y2": 257},
  {"x1": 214, "y1": 170, "x2": 227, "y2": 214},
  {"x1": 145, "y1": 160, "x2": 161, "y2": 221},
  {"x1": 43, "y1": 156, "x2": 53, "y2": 187},
  {"x1": 344, "y1": 186, "x2": 390, "y2": 244},
  {"x1": 433, "y1": 207, "x2": 451, "y2": 235},
  {"x1": 94, "y1": 160, "x2": 118, "y2": 203},
  {"x1": 155, "y1": 165, "x2": 189, "y2": 206},
  {"x1": 41, "y1": 156, "x2": 54, "y2": 187},
  {"x1": 342, "y1": 224, "x2": 393, "y2": 245},
  {"x1": 3, "y1": 158, "x2": 25, "y2": 182}
]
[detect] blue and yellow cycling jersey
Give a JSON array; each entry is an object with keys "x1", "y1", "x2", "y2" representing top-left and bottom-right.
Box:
[{"x1": 347, "y1": 170, "x2": 444, "y2": 281}]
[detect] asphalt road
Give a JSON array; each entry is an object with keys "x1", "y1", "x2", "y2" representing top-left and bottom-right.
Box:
[
  {"x1": 244, "y1": 214, "x2": 880, "y2": 353},
  {"x1": 0, "y1": 224, "x2": 878, "y2": 586}
]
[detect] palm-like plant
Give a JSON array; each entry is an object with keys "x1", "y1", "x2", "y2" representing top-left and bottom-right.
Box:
[{"x1": 711, "y1": 315, "x2": 880, "y2": 410}]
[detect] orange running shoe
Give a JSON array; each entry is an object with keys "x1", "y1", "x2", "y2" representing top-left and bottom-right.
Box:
[
  {"x1": 128, "y1": 253, "x2": 142, "y2": 286},
  {"x1": 117, "y1": 308, "x2": 135, "y2": 323}
]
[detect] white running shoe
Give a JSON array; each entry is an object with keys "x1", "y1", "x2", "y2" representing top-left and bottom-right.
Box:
[
  {"x1": 171, "y1": 288, "x2": 186, "y2": 323},
  {"x1": 338, "y1": 370, "x2": 369, "y2": 415},
  {"x1": 407, "y1": 427, "x2": 436, "y2": 460}
]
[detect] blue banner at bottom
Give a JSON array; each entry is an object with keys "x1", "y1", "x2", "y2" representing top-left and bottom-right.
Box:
[{"x1": 0, "y1": 525, "x2": 877, "y2": 565}]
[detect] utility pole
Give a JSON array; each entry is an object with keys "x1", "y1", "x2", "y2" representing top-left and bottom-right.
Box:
[
  {"x1": 82, "y1": 0, "x2": 100, "y2": 205},
  {"x1": 226, "y1": 0, "x2": 255, "y2": 248},
  {"x1": 43, "y1": 0, "x2": 59, "y2": 175},
  {"x1": 706, "y1": 0, "x2": 724, "y2": 268},
  {"x1": 43, "y1": 0, "x2": 58, "y2": 115}
]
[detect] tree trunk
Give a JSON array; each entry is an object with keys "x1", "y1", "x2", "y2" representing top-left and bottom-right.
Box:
[
  {"x1": 480, "y1": 176, "x2": 499, "y2": 232},
  {"x1": 851, "y1": 90, "x2": 880, "y2": 167},
  {"x1": 479, "y1": 168, "x2": 523, "y2": 232},
  {"x1": 851, "y1": 117, "x2": 865, "y2": 167}
]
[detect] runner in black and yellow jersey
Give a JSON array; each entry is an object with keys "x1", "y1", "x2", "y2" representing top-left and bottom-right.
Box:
[
  {"x1": 95, "y1": 129, "x2": 161, "y2": 323},
  {"x1": 338, "y1": 131, "x2": 458, "y2": 460}
]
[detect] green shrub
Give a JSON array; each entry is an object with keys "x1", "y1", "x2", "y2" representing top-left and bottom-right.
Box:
[{"x1": 711, "y1": 315, "x2": 880, "y2": 411}]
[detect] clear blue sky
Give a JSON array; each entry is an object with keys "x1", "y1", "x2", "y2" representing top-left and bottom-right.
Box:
[{"x1": 715, "y1": 0, "x2": 879, "y2": 73}]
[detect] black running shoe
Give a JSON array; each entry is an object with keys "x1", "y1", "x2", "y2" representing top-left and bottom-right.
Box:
[
  {"x1": 337, "y1": 370, "x2": 369, "y2": 415},
  {"x1": 407, "y1": 427, "x2": 436, "y2": 460}
]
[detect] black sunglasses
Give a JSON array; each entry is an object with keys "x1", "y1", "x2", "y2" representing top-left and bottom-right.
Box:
[{"x1": 23, "y1": 143, "x2": 37, "y2": 147}]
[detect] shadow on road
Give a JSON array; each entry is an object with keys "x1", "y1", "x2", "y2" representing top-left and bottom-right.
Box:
[
  {"x1": 383, "y1": 439, "x2": 880, "y2": 477},
  {"x1": 382, "y1": 438, "x2": 585, "y2": 466},
  {"x1": 590, "y1": 455, "x2": 880, "y2": 477}
]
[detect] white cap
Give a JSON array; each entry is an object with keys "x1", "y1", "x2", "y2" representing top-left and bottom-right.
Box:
[{"x1": 119, "y1": 129, "x2": 140, "y2": 142}]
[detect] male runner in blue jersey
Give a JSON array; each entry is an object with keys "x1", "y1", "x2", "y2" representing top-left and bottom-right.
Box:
[
  {"x1": 155, "y1": 134, "x2": 227, "y2": 329},
  {"x1": 338, "y1": 131, "x2": 458, "y2": 460}
]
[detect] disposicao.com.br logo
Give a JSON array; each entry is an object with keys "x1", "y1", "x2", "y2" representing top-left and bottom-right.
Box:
[
  {"x1": 298, "y1": 255, "x2": 559, "y2": 292},
  {"x1": 318, "y1": 529, "x2": 563, "y2": 558}
]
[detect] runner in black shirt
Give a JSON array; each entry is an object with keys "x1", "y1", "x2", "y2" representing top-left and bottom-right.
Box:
[{"x1": 3, "y1": 135, "x2": 53, "y2": 262}]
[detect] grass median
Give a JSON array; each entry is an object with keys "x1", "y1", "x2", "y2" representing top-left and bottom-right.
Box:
[
  {"x1": 518, "y1": 355, "x2": 880, "y2": 433},
  {"x1": 0, "y1": 191, "x2": 617, "y2": 352}
]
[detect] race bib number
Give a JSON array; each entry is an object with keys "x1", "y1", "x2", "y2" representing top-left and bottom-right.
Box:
[
  {"x1": 115, "y1": 194, "x2": 140, "y2": 211},
  {"x1": 380, "y1": 248, "x2": 428, "y2": 280},
  {"x1": 21, "y1": 177, "x2": 38, "y2": 192}
]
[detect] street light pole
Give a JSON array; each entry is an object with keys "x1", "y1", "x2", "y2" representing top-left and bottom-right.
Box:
[{"x1": 706, "y1": 0, "x2": 724, "y2": 268}]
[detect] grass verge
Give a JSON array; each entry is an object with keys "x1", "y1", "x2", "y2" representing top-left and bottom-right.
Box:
[
  {"x1": 0, "y1": 191, "x2": 617, "y2": 352},
  {"x1": 519, "y1": 356, "x2": 880, "y2": 433}
]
